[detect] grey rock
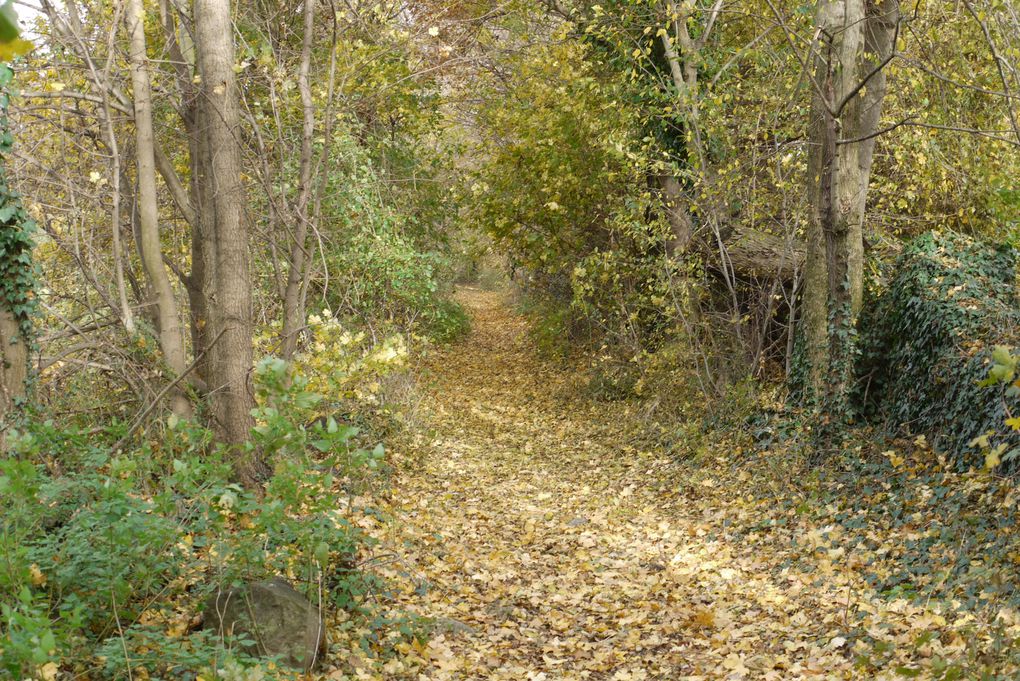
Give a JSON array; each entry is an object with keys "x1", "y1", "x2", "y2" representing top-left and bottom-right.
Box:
[
  {"x1": 203, "y1": 577, "x2": 326, "y2": 671},
  {"x1": 484, "y1": 599, "x2": 515, "y2": 622},
  {"x1": 432, "y1": 616, "x2": 479, "y2": 636}
]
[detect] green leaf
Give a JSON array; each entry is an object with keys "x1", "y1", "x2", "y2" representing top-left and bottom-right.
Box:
[{"x1": 0, "y1": 1, "x2": 18, "y2": 43}]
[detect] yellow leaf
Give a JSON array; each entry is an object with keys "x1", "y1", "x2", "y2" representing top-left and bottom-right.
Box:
[
  {"x1": 522, "y1": 517, "x2": 535, "y2": 544},
  {"x1": 986, "y1": 444, "x2": 1006, "y2": 470},
  {"x1": 29, "y1": 563, "x2": 46, "y2": 587},
  {"x1": 0, "y1": 38, "x2": 33, "y2": 61},
  {"x1": 883, "y1": 449, "x2": 904, "y2": 468},
  {"x1": 38, "y1": 662, "x2": 59, "y2": 681},
  {"x1": 691, "y1": 607, "x2": 715, "y2": 629}
]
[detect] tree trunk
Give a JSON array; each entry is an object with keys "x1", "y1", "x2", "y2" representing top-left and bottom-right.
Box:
[
  {"x1": 0, "y1": 65, "x2": 32, "y2": 448},
  {"x1": 0, "y1": 308, "x2": 27, "y2": 444},
  {"x1": 194, "y1": 0, "x2": 258, "y2": 476},
  {"x1": 658, "y1": 174, "x2": 694, "y2": 256},
  {"x1": 156, "y1": 0, "x2": 211, "y2": 389},
  {"x1": 125, "y1": 0, "x2": 192, "y2": 417},
  {"x1": 280, "y1": 0, "x2": 316, "y2": 360},
  {"x1": 799, "y1": 0, "x2": 899, "y2": 415}
]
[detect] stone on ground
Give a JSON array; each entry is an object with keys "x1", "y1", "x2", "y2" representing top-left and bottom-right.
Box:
[{"x1": 203, "y1": 576, "x2": 326, "y2": 671}]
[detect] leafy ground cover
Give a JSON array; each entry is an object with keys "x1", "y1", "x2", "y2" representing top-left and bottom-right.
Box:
[{"x1": 336, "y1": 289, "x2": 1020, "y2": 680}]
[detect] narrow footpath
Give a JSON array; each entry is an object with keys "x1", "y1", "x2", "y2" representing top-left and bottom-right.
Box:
[{"x1": 358, "y1": 289, "x2": 966, "y2": 680}]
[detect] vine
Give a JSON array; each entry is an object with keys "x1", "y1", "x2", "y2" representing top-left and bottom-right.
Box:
[
  {"x1": 0, "y1": 62, "x2": 37, "y2": 346},
  {"x1": 856, "y1": 231, "x2": 1020, "y2": 465}
]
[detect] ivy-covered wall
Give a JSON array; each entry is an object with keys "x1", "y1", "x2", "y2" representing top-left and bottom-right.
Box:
[{"x1": 857, "y1": 231, "x2": 1020, "y2": 465}]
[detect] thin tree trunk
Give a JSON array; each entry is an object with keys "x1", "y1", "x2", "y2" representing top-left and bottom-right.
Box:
[
  {"x1": 187, "y1": 125, "x2": 213, "y2": 386},
  {"x1": 659, "y1": 0, "x2": 746, "y2": 353},
  {"x1": 107, "y1": 110, "x2": 134, "y2": 335},
  {"x1": 280, "y1": 0, "x2": 316, "y2": 360},
  {"x1": 60, "y1": 0, "x2": 135, "y2": 334},
  {"x1": 156, "y1": 0, "x2": 212, "y2": 389},
  {"x1": 125, "y1": 0, "x2": 192, "y2": 417},
  {"x1": 194, "y1": 0, "x2": 257, "y2": 476},
  {"x1": 847, "y1": 0, "x2": 900, "y2": 258}
]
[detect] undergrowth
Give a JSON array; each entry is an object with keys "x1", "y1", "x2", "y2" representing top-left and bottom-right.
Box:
[
  {"x1": 667, "y1": 401, "x2": 1020, "y2": 678},
  {"x1": 857, "y1": 231, "x2": 1020, "y2": 465},
  {"x1": 0, "y1": 359, "x2": 409, "y2": 679}
]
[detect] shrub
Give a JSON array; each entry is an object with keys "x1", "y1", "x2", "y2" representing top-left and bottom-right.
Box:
[
  {"x1": 0, "y1": 360, "x2": 383, "y2": 678},
  {"x1": 313, "y1": 132, "x2": 467, "y2": 344},
  {"x1": 857, "y1": 230, "x2": 1020, "y2": 464}
]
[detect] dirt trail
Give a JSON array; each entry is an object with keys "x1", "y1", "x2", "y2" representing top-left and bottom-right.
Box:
[{"x1": 378, "y1": 289, "x2": 880, "y2": 680}]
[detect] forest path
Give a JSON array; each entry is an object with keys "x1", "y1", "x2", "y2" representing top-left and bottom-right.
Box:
[{"x1": 376, "y1": 289, "x2": 864, "y2": 680}]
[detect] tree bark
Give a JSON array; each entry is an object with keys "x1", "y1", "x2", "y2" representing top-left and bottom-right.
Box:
[
  {"x1": 658, "y1": 174, "x2": 694, "y2": 256},
  {"x1": 194, "y1": 0, "x2": 257, "y2": 472},
  {"x1": 799, "y1": 0, "x2": 899, "y2": 412},
  {"x1": 126, "y1": 0, "x2": 192, "y2": 417},
  {"x1": 280, "y1": 0, "x2": 316, "y2": 359},
  {"x1": 156, "y1": 0, "x2": 213, "y2": 389},
  {"x1": 0, "y1": 308, "x2": 27, "y2": 444}
]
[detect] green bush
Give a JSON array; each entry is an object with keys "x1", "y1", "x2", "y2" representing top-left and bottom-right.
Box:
[
  {"x1": 857, "y1": 230, "x2": 1020, "y2": 464},
  {"x1": 314, "y1": 132, "x2": 467, "y2": 344},
  {"x1": 0, "y1": 360, "x2": 383, "y2": 678},
  {"x1": 516, "y1": 292, "x2": 583, "y2": 359}
]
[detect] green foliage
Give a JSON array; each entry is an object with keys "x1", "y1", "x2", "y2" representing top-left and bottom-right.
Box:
[
  {"x1": 0, "y1": 361, "x2": 383, "y2": 678},
  {"x1": 329, "y1": 224, "x2": 460, "y2": 337},
  {"x1": 467, "y1": 34, "x2": 692, "y2": 373},
  {"x1": 467, "y1": 38, "x2": 659, "y2": 279},
  {"x1": 857, "y1": 231, "x2": 1020, "y2": 465},
  {"x1": 516, "y1": 294, "x2": 586, "y2": 360},
  {"x1": 315, "y1": 133, "x2": 468, "y2": 343},
  {"x1": 968, "y1": 345, "x2": 1020, "y2": 470},
  {"x1": 235, "y1": 3, "x2": 464, "y2": 348},
  {"x1": 0, "y1": 2, "x2": 30, "y2": 62},
  {"x1": 0, "y1": 63, "x2": 37, "y2": 344}
]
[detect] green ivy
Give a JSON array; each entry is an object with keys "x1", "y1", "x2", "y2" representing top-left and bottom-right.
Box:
[
  {"x1": 0, "y1": 62, "x2": 37, "y2": 344},
  {"x1": 856, "y1": 231, "x2": 1020, "y2": 465}
]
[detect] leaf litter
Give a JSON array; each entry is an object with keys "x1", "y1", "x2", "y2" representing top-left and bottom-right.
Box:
[{"x1": 329, "y1": 289, "x2": 1020, "y2": 680}]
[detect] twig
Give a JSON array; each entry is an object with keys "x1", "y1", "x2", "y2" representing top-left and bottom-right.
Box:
[
  {"x1": 837, "y1": 115, "x2": 917, "y2": 145},
  {"x1": 111, "y1": 587, "x2": 134, "y2": 681},
  {"x1": 112, "y1": 328, "x2": 226, "y2": 451}
]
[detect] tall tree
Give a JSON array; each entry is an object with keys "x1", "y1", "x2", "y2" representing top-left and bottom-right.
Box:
[
  {"x1": 193, "y1": 0, "x2": 256, "y2": 471},
  {"x1": 125, "y1": 0, "x2": 192, "y2": 417},
  {"x1": 280, "y1": 0, "x2": 317, "y2": 359},
  {"x1": 0, "y1": 63, "x2": 33, "y2": 442},
  {"x1": 798, "y1": 0, "x2": 900, "y2": 417}
]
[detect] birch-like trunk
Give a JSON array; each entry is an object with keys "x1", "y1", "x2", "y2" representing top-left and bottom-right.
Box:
[
  {"x1": 280, "y1": 0, "x2": 316, "y2": 359},
  {"x1": 125, "y1": 0, "x2": 192, "y2": 417}
]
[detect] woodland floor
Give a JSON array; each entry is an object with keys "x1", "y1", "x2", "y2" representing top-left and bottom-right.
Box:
[{"x1": 328, "y1": 289, "x2": 1018, "y2": 680}]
